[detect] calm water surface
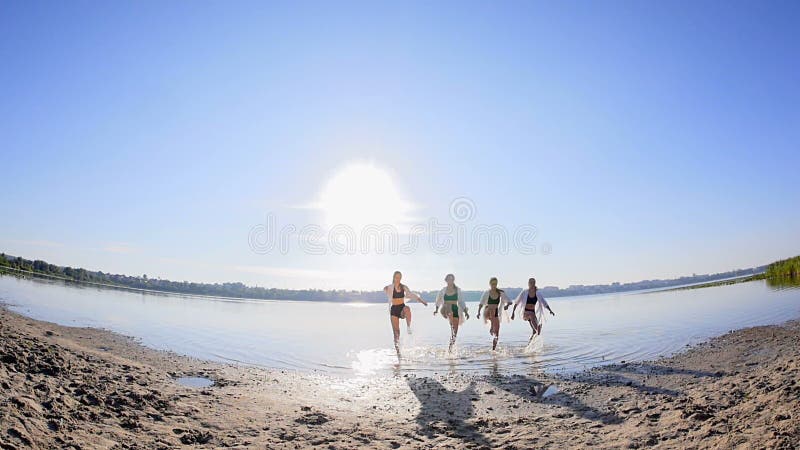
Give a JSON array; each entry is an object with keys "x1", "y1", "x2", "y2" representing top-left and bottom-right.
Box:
[{"x1": 1, "y1": 275, "x2": 798, "y2": 377}]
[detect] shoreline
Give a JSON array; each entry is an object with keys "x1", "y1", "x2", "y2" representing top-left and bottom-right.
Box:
[
  {"x1": 1, "y1": 306, "x2": 799, "y2": 448},
  {"x1": 661, "y1": 273, "x2": 765, "y2": 292},
  {"x1": 0, "y1": 266, "x2": 766, "y2": 305}
]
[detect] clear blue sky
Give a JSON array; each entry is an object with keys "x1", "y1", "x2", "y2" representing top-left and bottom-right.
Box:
[{"x1": 2, "y1": 1, "x2": 798, "y2": 290}]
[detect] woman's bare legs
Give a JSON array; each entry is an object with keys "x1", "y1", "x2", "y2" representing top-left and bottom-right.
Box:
[
  {"x1": 403, "y1": 305, "x2": 412, "y2": 331},
  {"x1": 448, "y1": 315, "x2": 459, "y2": 352},
  {"x1": 490, "y1": 317, "x2": 500, "y2": 350},
  {"x1": 390, "y1": 315, "x2": 401, "y2": 358},
  {"x1": 527, "y1": 314, "x2": 539, "y2": 345}
]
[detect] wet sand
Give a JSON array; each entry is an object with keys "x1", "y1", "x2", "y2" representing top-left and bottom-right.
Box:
[{"x1": 1, "y1": 305, "x2": 798, "y2": 449}]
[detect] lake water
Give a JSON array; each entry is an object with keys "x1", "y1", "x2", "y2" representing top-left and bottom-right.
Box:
[{"x1": 1, "y1": 275, "x2": 798, "y2": 377}]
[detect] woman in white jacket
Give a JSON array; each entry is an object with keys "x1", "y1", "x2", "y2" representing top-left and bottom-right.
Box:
[
  {"x1": 384, "y1": 271, "x2": 428, "y2": 356},
  {"x1": 511, "y1": 277, "x2": 555, "y2": 344},
  {"x1": 434, "y1": 273, "x2": 469, "y2": 352},
  {"x1": 476, "y1": 277, "x2": 513, "y2": 351}
]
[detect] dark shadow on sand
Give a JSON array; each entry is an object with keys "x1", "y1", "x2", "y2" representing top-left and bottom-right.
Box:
[{"x1": 406, "y1": 377, "x2": 491, "y2": 448}]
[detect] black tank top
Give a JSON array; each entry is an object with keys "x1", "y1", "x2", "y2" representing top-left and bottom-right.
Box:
[
  {"x1": 393, "y1": 285, "x2": 405, "y2": 299},
  {"x1": 526, "y1": 292, "x2": 538, "y2": 306}
]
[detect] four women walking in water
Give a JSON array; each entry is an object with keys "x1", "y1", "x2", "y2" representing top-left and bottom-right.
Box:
[{"x1": 387, "y1": 271, "x2": 556, "y2": 355}]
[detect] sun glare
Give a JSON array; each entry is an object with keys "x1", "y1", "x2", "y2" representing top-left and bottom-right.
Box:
[{"x1": 316, "y1": 162, "x2": 413, "y2": 230}]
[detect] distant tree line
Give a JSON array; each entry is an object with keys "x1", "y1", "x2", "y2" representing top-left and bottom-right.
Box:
[
  {"x1": 1, "y1": 254, "x2": 99, "y2": 283},
  {"x1": 0, "y1": 252, "x2": 775, "y2": 303}
]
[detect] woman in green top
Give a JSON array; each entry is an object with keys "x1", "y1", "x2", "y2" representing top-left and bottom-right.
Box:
[
  {"x1": 477, "y1": 277, "x2": 513, "y2": 351},
  {"x1": 434, "y1": 273, "x2": 469, "y2": 352}
]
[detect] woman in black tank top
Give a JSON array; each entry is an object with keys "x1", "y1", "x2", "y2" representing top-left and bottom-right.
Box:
[
  {"x1": 386, "y1": 271, "x2": 428, "y2": 358},
  {"x1": 512, "y1": 277, "x2": 556, "y2": 345}
]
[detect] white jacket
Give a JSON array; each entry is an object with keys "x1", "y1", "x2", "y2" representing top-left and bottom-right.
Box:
[
  {"x1": 478, "y1": 289, "x2": 513, "y2": 325},
  {"x1": 513, "y1": 288, "x2": 552, "y2": 326},
  {"x1": 434, "y1": 286, "x2": 468, "y2": 325}
]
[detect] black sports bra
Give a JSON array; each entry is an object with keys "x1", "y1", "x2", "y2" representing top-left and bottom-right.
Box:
[
  {"x1": 392, "y1": 285, "x2": 405, "y2": 299},
  {"x1": 526, "y1": 293, "x2": 538, "y2": 306}
]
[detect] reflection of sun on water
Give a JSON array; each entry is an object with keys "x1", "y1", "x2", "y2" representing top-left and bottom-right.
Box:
[
  {"x1": 316, "y1": 162, "x2": 414, "y2": 230},
  {"x1": 349, "y1": 340, "x2": 548, "y2": 377},
  {"x1": 350, "y1": 348, "x2": 397, "y2": 376},
  {"x1": 340, "y1": 303, "x2": 372, "y2": 308}
]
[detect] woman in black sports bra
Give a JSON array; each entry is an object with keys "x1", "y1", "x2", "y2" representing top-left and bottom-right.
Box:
[
  {"x1": 384, "y1": 271, "x2": 428, "y2": 357},
  {"x1": 512, "y1": 277, "x2": 555, "y2": 345}
]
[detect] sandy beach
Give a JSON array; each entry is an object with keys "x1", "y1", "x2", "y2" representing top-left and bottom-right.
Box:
[{"x1": 1, "y1": 305, "x2": 798, "y2": 449}]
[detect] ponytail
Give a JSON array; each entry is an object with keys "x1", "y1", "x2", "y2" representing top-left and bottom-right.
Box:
[{"x1": 489, "y1": 277, "x2": 504, "y2": 294}]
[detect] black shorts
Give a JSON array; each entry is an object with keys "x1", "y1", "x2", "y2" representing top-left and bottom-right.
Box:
[{"x1": 390, "y1": 303, "x2": 406, "y2": 319}]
